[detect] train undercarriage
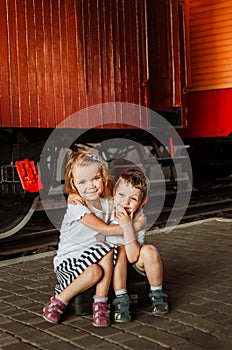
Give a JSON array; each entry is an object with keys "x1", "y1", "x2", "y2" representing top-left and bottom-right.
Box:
[
  {"x1": 0, "y1": 127, "x2": 192, "y2": 238},
  {"x1": 2, "y1": 127, "x2": 232, "y2": 239}
]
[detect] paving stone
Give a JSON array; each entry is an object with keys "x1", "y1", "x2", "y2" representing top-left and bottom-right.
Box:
[
  {"x1": 71, "y1": 334, "x2": 116, "y2": 349},
  {"x1": 83, "y1": 342, "x2": 125, "y2": 350},
  {"x1": 105, "y1": 332, "x2": 164, "y2": 349},
  {"x1": 0, "y1": 331, "x2": 20, "y2": 346},
  {"x1": 207, "y1": 312, "x2": 232, "y2": 323},
  {"x1": 39, "y1": 340, "x2": 83, "y2": 350},
  {"x1": 1, "y1": 343, "x2": 38, "y2": 349},
  {"x1": 127, "y1": 324, "x2": 186, "y2": 347},
  {"x1": 45, "y1": 324, "x2": 87, "y2": 340},
  {"x1": 180, "y1": 329, "x2": 226, "y2": 349},
  {"x1": 0, "y1": 321, "x2": 34, "y2": 335},
  {"x1": 18, "y1": 328, "x2": 62, "y2": 345},
  {"x1": 167, "y1": 311, "x2": 225, "y2": 333},
  {"x1": 116, "y1": 335, "x2": 164, "y2": 350},
  {"x1": 0, "y1": 304, "x2": 21, "y2": 315},
  {"x1": 9, "y1": 311, "x2": 44, "y2": 325},
  {"x1": 176, "y1": 303, "x2": 216, "y2": 317},
  {"x1": 171, "y1": 342, "x2": 207, "y2": 350}
]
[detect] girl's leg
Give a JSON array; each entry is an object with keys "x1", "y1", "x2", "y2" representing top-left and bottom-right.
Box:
[
  {"x1": 43, "y1": 264, "x2": 103, "y2": 324},
  {"x1": 112, "y1": 245, "x2": 127, "y2": 292},
  {"x1": 112, "y1": 245, "x2": 131, "y2": 322},
  {"x1": 95, "y1": 250, "x2": 113, "y2": 297},
  {"x1": 93, "y1": 250, "x2": 113, "y2": 327},
  {"x1": 59, "y1": 263, "x2": 103, "y2": 303}
]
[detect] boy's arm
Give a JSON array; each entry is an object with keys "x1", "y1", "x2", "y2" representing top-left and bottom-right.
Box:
[
  {"x1": 115, "y1": 209, "x2": 141, "y2": 263},
  {"x1": 68, "y1": 193, "x2": 85, "y2": 205}
]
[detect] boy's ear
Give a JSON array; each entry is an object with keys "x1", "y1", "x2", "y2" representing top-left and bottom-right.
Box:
[{"x1": 140, "y1": 196, "x2": 148, "y2": 207}]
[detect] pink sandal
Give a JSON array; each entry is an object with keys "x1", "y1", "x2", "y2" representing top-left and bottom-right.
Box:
[
  {"x1": 92, "y1": 301, "x2": 110, "y2": 327},
  {"x1": 43, "y1": 296, "x2": 66, "y2": 324}
]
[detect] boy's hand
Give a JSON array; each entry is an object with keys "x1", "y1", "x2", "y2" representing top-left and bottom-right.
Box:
[
  {"x1": 68, "y1": 193, "x2": 85, "y2": 205},
  {"x1": 114, "y1": 206, "x2": 132, "y2": 226}
]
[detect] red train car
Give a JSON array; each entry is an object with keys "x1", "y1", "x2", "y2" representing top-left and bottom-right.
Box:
[
  {"x1": 180, "y1": 0, "x2": 232, "y2": 184},
  {"x1": 1, "y1": 0, "x2": 232, "y2": 236}
]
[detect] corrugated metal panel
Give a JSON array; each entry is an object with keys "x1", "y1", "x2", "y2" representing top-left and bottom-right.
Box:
[
  {"x1": 0, "y1": 0, "x2": 149, "y2": 128},
  {"x1": 185, "y1": 0, "x2": 232, "y2": 91}
]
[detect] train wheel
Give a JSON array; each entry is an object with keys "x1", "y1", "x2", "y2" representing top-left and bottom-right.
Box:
[{"x1": 0, "y1": 194, "x2": 39, "y2": 239}]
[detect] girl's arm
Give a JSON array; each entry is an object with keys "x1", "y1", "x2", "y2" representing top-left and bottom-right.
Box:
[
  {"x1": 80, "y1": 207, "x2": 146, "y2": 236},
  {"x1": 68, "y1": 193, "x2": 146, "y2": 236},
  {"x1": 115, "y1": 208, "x2": 141, "y2": 263},
  {"x1": 133, "y1": 208, "x2": 147, "y2": 232},
  {"x1": 68, "y1": 194, "x2": 123, "y2": 236},
  {"x1": 80, "y1": 212, "x2": 123, "y2": 236}
]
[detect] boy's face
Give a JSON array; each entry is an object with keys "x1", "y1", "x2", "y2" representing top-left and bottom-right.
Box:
[
  {"x1": 114, "y1": 180, "x2": 143, "y2": 216},
  {"x1": 72, "y1": 164, "x2": 104, "y2": 202}
]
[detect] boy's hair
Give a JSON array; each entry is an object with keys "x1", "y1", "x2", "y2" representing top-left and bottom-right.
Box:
[
  {"x1": 64, "y1": 148, "x2": 113, "y2": 198},
  {"x1": 115, "y1": 167, "x2": 148, "y2": 203}
]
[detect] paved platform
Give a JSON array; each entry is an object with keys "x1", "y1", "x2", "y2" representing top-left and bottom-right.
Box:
[{"x1": 0, "y1": 218, "x2": 232, "y2": 350}]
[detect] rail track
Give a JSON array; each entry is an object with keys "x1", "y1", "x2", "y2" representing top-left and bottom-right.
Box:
[{"x1": 1, "y1": 186, "x2": 232, "y2": 260}]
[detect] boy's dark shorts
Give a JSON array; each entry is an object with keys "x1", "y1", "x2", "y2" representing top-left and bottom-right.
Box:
[{"x1": 131, "y1": 263, "x2": 147, "y2": 277}]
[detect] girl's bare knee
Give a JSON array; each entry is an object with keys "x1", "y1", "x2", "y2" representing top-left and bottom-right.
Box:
[
  {"x1": 118, "y1": 245, "x2": 126, "y2": 255},
  {"x1": 88, "y1": 264, "x2": 103, "y2": 283},
  {"x1": 101, "y1": 250, "x2": 113, "y2": 263}
]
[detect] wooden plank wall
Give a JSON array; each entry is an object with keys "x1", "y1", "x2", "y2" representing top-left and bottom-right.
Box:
[
  {"x1": 0, "y1": 0, "x2": 149, "y2": 128},
  {"x1": 147, "y1": 0, "x2": 182, "y2": 113},
  {"x1": 185, "y1": 0, "x2": 232, "y2": 91}
]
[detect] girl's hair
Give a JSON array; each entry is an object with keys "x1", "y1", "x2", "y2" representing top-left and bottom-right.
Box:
[
  {"x1": 115, "y1": 167, "x2": 148, "y2": 203},
  {"x1": 64, "y1": 148, "x2": 113, "y2": 198}
]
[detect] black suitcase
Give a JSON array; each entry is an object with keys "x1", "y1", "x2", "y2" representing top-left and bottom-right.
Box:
[{"x1": 69, "y1": 263, "x2": 150, "y2": 316}]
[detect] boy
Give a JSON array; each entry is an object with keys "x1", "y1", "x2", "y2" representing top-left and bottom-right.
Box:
[{"x1": 107, "y1": 168, "x2": 169, "y2": 322}]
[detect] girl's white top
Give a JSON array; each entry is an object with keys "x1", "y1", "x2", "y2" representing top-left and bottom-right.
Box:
[{"x1": 53, "y1": 198, "x2": 113, "y2": 268}]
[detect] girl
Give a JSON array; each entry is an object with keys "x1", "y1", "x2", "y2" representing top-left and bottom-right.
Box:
[{"x1": 43, "y1": 149, "x2": 125, "y2": 327}]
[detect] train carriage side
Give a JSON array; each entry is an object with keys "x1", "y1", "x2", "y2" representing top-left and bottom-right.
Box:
[{"x1": 179, "y1": 0, "x2": 232, "y2": 186}]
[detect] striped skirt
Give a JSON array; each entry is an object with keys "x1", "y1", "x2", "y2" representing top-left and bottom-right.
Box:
[{"x1": 54, "y1": 242, "x2": 117, "y2": 294}]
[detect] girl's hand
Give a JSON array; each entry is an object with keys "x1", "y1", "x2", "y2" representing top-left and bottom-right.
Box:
[
  {"x1": 133, "y1": 208, "x2": 147, "y2": 230},
  {"x1": 68, "y1": 193, "x2": 85, "y2": 205}
]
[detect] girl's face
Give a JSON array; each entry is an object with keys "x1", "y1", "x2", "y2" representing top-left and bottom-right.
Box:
[
  {"x1": 114, "y1": 180, "x2": 142, "y2": 216},
  {"x1": 72, "y1": 164, "x2": 104, "y2": 202}
]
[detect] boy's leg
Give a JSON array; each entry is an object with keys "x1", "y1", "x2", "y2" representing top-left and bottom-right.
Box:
[
  {"x1": 135, "y1": 244, "x2": 169, "y2": 315},
  {"x1": 112, "y1": 245, "x2": 131, "y2": 322},
  {"x1": 136, "y1": 244, "x2": 163, "y2": 286},
  {"x1": 93, "y1": 250, "x2": 113, "y2": 327}
]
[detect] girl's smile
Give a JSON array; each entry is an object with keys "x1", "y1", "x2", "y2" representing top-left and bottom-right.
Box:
[{"x1": 72, "y1": 164, "x2": 104, "y2": 203}]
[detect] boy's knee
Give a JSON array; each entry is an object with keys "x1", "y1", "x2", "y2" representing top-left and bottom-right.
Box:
[{"x1": 141, "y1": 245, "x2": 160, "y2": 261}]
